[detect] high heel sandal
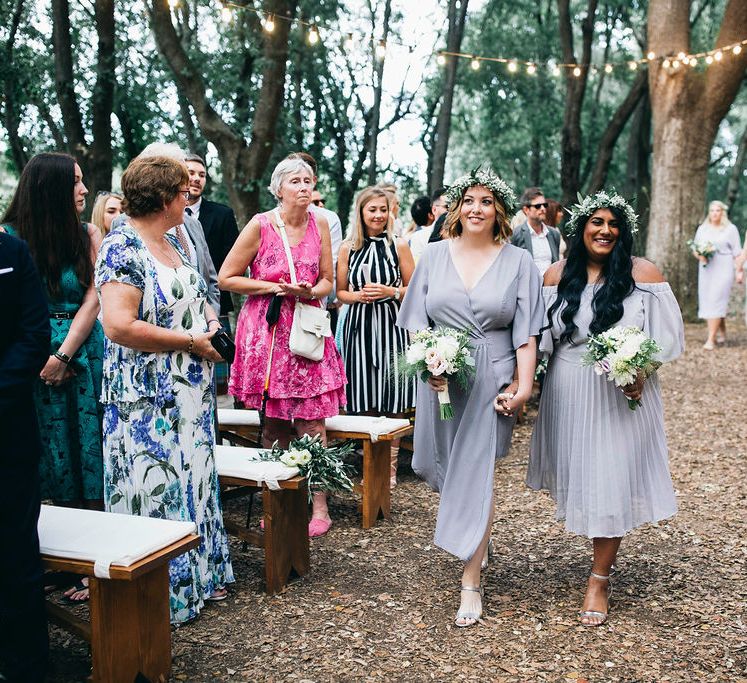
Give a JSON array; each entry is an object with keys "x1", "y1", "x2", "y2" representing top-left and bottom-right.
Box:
[
  {"x1": 578, "y1": 571, "x2": 612, "y2": 627},
  {"x1": 480, "y1": 538, "x2": 494, "y2": 571},
  {"x1": 455, "y1": 584, "x2": 483, "y2": 628}
]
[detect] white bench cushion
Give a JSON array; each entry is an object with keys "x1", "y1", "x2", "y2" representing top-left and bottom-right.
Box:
[
  {"x1": 38, "y1": 505, "x2": 196, "y2": 579},
  {"x1": 215, "y1": 444, "x2": 299, "y2": 489},
  {"x1": 218, "y1": 409, "x2": 410, "y2": 442}
]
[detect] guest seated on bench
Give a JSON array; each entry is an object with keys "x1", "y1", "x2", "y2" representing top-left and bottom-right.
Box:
[{"x1": 96, "y1": 155, "x2": 234, "y2": 624}]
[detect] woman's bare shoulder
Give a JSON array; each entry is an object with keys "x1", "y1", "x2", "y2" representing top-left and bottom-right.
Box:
[
  {"x1": 543, "y1": 260, "x2": 566, "y2": 286},
  {"x1": 632, "y1": 257, "x2": 665, "y2": 283}
]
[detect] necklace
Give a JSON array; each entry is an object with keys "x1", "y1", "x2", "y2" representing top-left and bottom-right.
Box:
[{"x1": 145, "y1": 236, "x2": 179, "y2": 268}]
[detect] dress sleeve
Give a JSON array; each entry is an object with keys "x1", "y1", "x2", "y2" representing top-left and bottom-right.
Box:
[
  {"x1": 538, "y1": 286, "x2": 558, "y2": 356},
  {"x1": 397, "y1": 243, "x2": 430, "y2": 331},
  {"x1": 511, "y1": 249, "x2": 544, "y2": 350},
  {"x1": 95, "y1": 229, "x2": 146, "y2": 292},
  {"x1": 640, "y1": 283, "x2": 685, "y2": 363},
  {"x1": 728, "y1": 224, "x2": 742, "y2": 256}
]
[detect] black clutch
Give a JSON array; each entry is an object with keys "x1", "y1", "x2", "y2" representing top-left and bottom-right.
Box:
[{"x1": 210, "y1": 328, "x2": 236, "y2": 364}]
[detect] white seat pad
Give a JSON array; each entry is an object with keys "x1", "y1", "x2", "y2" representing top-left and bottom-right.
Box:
[
  {"x1": 215, "y1": 444, "x2": 299, "y2": 488},
  {"x1": 38, "y1": 505, "x2": 196, "y2": 579},
  {"x1": 217, "y1": 409, "x2": 410, "y2": 442}
]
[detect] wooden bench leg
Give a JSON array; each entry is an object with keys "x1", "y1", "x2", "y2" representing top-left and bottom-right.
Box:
[
  {"x1": 263, "y1": 483, "x2": 310, "y2": 594},
  {"x1": 361, "y1": 440, "x2": 391, "y2": 529},
  {"x1": 89, "y1": 565, "x2": 171, "y2": 683}
]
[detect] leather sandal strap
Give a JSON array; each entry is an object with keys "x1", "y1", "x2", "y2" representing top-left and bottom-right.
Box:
[
  {"x1": 579, "y1": 610, "x2": 607, "y2": 619},
  {"x1": 459, "y1": 585, "x2": 481, "y2": 593},
  {"x1": 589, "y1": 571, "x2": 610, "y2": 581}
]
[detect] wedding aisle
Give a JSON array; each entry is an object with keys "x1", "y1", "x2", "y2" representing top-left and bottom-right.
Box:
[{"x1": 48, "y1": 322, "x2": 747, "y2": 682}]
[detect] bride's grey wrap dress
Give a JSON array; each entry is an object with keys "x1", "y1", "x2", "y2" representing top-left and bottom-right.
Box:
[{"x1": 397, "y1": 241, "x2": 543, "y2": 561}]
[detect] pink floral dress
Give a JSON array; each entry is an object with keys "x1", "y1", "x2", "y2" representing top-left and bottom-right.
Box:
[{"x1": 229, "y1": 212, "x2": 346, "y2": 420}]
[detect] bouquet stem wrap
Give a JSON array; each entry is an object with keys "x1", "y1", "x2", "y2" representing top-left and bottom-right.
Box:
[{"x1": 437, "y1": 382, "x2": 453, "y2": 420}]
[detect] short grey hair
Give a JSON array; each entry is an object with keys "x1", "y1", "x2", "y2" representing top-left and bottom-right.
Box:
[
  {"x1": 138, "y1": 142, "x2": 186, "y2": 162},
  {"x1": 268, "y1": 158, "x2": 314, "y2": 203}
]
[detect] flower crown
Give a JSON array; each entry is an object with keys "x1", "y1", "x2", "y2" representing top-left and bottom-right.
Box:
[
  {"x1": 564, "y1": 191, "x2": 638, "y2": 237},
  {"x1": 445, "y1": 167, "x2": 517, "y2": 213}
]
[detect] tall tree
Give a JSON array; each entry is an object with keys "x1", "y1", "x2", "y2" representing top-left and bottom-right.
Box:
[
  {"x1": 646, "y1": 0, "x2": 747, "y2": 312},
  {"x1": 428, "y1": 0, "x2": 469, "y2": 192},
  {"x1": 725, "y1": 123, "x2": 747, "y2": 213},
  {"x1": 150, "y1": 0, "x2": 298, "y2": 225},
  {"x1": 366, "y1": 0, "x2": 393, "y2": 185}
]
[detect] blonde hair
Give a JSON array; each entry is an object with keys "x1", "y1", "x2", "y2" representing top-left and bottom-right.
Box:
[
  {"x1": 91, "y1": 191, "x2": 123, "y2": 236},
  {"x1": 443, "y1": 186, "x2": 512, "y2": 242},
  {"x1": 348, "y1": 187, "x2": 394, "y2": 251},
  {"x1": 706, "y1": 200, "x2": 729, "y2": 224}
]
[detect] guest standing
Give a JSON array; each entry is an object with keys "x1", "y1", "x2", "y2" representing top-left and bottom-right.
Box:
[
  {"x1": 96, "y1": 155, "x2": 234, "y2": 623},
  {"x1": 397, "y1": 168, "x2": 543, "y2": 627},
  {"x1": 510, "y1": 187, "x2": 562, "y2": 276},
  {"x1": 692, "y1": 200, "x2": 742, "y2": 349},
  {"x1": 1, "y1": 153, "x2": 104, "y2": 504},
  {"x1": 528, "y1": 191, "x2": 684, "y2": 627},
  {"x1": 0, "y1": 232, "x2": 50, "y2": 683},
  {"x1": 219, "y1": 157, "x2": 346, "y2": 538},
  {"x1": 90, "y1": 190, "x2": 123, "y2": 236},
  {"x1": 337, "y1": 187, "x2": 416, "y2": 487}
]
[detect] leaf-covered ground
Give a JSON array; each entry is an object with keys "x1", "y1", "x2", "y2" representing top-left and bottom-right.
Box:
[{"x1": 48, "y1": 321, "x2": 747, "y2": 682}]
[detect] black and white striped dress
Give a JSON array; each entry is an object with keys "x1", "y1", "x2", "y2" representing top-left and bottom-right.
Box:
[{"x1": 341, "y1": 235, "x2": 417, "y2": 414}]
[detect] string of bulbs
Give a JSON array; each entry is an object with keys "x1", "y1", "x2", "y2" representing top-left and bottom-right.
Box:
[{"x1": 167, "y1": 0, "x2": 746, "y2": 75}]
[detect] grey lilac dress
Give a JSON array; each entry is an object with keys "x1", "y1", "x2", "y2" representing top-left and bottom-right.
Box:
[
  {"x1": 527, "y1": 282, "x2": 684, "y2": 538},
  {"x1": 694, "y1": 222, "x2": 741, "y2": 318},
  {"x1": 397, "y1": 241, "x2": 543, "y2": 561}
]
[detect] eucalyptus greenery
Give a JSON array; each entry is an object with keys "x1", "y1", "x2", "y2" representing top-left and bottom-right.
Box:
[
  {"x1": 444, "y1": 166, "x2": 517, "y2": 213},
  {"x1": 564, "y1": 191, "x2": 639, "y2": 237}
]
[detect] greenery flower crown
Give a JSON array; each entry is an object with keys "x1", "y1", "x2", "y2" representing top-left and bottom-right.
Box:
[
  {"x1": 445, "y1": 167, "x2": 517, "y2": 213},
  {"x1": 565, "y1": 191, "x2": 639, "y2": 237}
]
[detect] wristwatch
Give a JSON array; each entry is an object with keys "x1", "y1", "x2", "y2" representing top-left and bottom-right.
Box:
[{"x1": 393, "y1": 287, "x2": 401, "y2": 301}]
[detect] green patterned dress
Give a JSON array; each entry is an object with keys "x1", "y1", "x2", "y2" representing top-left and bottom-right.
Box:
[{"x1": 3, "y1": 223, "x2": 104, "y2": 501}]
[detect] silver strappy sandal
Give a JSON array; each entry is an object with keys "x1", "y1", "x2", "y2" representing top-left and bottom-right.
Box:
[
  {"x1": 455, "y1": 585, "x2": 483, "y2": 628},
  {"x1": 480, "y1": 538, "x2": 495, "y2": 571},
  {"x1": 578, "y1": 571, "x2": 612, "y2": 627}
]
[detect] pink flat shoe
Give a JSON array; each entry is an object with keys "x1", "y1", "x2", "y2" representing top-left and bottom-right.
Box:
[{"x1": 308, "y1": 518, "x2": 332, "y2": 537}]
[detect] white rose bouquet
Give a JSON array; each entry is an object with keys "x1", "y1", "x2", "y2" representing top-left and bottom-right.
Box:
[
  {"x1": 259, "y1": 434, "x2": 355, "y2": 501},
  {"x1": 581, "y1": 325, "x2": 662, "y2": 410},
  {"x1": 687, "y1": 239, "x2": 716, "y2": 262},
  {"x1": 401, "y1": 327, "x2": 475, "y2": 419}
]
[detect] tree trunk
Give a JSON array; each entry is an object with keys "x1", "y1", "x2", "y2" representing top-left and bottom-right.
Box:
[
  {"x1": 366, "y1": 0, "x2": 392, "y2": 185},
  {"x1": 428, "y1": 0, "x2": 470, "y2": 192},
  {"x1": 557, "y1": 0, "x2": 598, "y2": 206},
  {"x1": 150, "y1": 0, "x2": 298, "y2": 225},
  {"x1": 726, "y1": 123, "x2": 747, "y2": 213},
  {"x1": 2, "y1": 0, "x2": 29, "y2": 172},
  {"x1": 646, "y1": 0, "x2": 747, "y2": 315},
  {"x1": 625, "y1": 91, "x2": 652, "y2": 255}
]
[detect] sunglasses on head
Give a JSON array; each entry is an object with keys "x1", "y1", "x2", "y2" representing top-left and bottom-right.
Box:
[
  {"x1": 312, "y1": 198, "x2": 325, "y2": 206},
  {"x1": 527, "y1": 202, "x2": 548, "y2": 209}
]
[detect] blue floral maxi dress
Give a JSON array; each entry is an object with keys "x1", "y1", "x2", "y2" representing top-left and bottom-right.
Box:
[{"x1": 95, "y1": 224, "x2": 234, "y2": 624}]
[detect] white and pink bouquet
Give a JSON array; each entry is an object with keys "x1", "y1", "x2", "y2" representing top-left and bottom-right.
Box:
[
  {"x1": 402, "y1": 327, "x2": 475, "y2": 419},
  {"x1": 581, "y1": 325, "x2": 662, "y2": 410},
  {"x1": 687, "y1": 239, "x2": 716, "y2": 262}
]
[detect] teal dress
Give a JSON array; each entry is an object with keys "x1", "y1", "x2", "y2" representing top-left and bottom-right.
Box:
[{"x1": 4, "y1": 224, "x2": 104, "y2": 501}]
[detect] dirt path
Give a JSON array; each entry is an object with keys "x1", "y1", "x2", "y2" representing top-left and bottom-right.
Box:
[{"x1": 48, "y1": 322, "x2": 747, "y2": 682}]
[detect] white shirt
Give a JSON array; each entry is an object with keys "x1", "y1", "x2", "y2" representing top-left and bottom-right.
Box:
[
  {"x1": 408, "y1": 224, "x2": 435, "y2": 264},
  {"x1": 185, "y1": 198, "x2": 202, "y2": 222},
  {"x1": 529, "y1": 223, "x2": 553, "y2": 276}
]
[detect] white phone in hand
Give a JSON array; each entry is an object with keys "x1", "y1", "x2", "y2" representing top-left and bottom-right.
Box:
[{"x1": 361, "y1": 264, "x2": 371, "y2": 284}]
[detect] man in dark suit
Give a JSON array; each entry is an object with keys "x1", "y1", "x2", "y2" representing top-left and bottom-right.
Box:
[
  {"x1": 0, "y1": 232, "x2": 50, "y2": 682},
  {"x1": 510, "y1": 187, "x2": 562, "y2": 276},
  {"x1": 185, "y1": 154, "x2": 239, "y2": 320}
]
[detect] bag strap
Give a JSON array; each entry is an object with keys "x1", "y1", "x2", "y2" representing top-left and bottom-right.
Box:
[{"x1": 273, "y1": 208, "x2": 297, "y2": 285}]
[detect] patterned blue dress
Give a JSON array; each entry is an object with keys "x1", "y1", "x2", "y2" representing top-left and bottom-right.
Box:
[{"x1": 95, "y1": 223, "x2": 234, "y2": 624}]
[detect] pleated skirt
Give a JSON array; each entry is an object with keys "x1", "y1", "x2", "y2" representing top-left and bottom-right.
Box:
[{"x1": 527, "y1": 353, "x2": 677, "y2": 538}]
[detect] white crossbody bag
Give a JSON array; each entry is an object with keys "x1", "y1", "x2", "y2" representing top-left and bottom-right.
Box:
[{"x1": 274, "y1": 209, "x2": 332, "y2": 361}]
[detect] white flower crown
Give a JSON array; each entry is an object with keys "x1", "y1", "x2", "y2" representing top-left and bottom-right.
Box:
[
  {"x1": 444, "y1": 167, "x2": 517, "y2": 212},
  {"x1": 565, "y1": 191, "x2": 639, "y2": 237}
]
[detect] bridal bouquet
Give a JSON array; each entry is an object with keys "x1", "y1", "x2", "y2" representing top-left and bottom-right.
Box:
[
  {"x1": 259, "y1": 434, "x2": 355, "y2": 502},
  {"x1": 401, "y1": 327, "x2": 475, "y2": 419},
  {"x1": 687, "y1": 239, "x2": 716, "y2": 262},
  {"x1": 581, "y1": 325, "x2": 662, "y2": 410}
]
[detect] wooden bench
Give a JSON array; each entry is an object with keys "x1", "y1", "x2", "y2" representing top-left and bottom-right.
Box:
[
  {"x1": 217, "y1": 409, "x2": 413, "y2": 529},
  {"x1": 215, "y1": 445, "x2": 310, "y2": 594},
  {"x1": 39, "y1": 505, "x2": 199, "y2": 683}
]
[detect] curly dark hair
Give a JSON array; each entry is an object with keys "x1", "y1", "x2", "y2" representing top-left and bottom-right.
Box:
[{"x1": 546, "y1": 205, "x2": 636, "y2": 344}]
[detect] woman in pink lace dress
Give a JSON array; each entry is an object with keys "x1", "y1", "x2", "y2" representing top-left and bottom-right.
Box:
[{"x1": 219, "y1": 157, "x2": 346, "y2": 537}]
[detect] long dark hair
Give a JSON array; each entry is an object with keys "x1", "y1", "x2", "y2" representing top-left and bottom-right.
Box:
[
  {"x1": 2, "y1": 152, "x2": 92, "y2": 299},
  {"x1": 546, "y1": 205, "x2": 635, "y2": 343}
]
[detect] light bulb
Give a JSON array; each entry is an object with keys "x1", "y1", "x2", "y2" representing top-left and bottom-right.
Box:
[
  {"x1": 308, "y1": 25, "x2": 319, "y2": 45},
  {"x1": 343, "y1": 32, "x2": 354, "y2": 51},
  {"x1": 508, "y1": 61, "x2": 518, "y2": 73},
  {"x1": 662, "y1": 58, "x2": 670, "y2": 68},
  {"x1": 470, "y1": 57, "x2": 480, "y2": 70},
  {"x1": 552, "y1": 65, "x2": 561, "y2": 77},
  {"x1": 714, "y1": 50, "x2": 723, "y2": 61},
  {"x1": 573, "y1": 66, "x2": 581, "y2": 77},
  {"x1": 264, "y1": 15, "x2": 275, "y2": 32},
  {"x1": 220, "y1": 6, "x2": 232, "y2": 23},
  {"x1": 436, "y1": 52, "x2": 446, "y2": 66},
  {"x1": 604, "y1": 64, "x2": 613, "y2": 74},
  {"x1": 705, "y1": 55, "x2": 714, "y2": 64},
  {"x1": 168, "y1": 0, "x2": 179, "y2": 8},
  {"x1": 527, "y1": 63, "x2": 536, "y2": 75},
  {"x1": 629, "y1": 61, "x2": 638, "y2": 70},
  {"x1": 733, "y1": 45, "x2": 742, "y2": 55},
  {"x1": 677, "y1": 52, "x2": 686, "y2": 61},
  {"x1": 646, "y1": 51, "x2": 655, "y2": 61},
  {"x1": 375, "y1": 40, "x2": 386, "y2": 60}
]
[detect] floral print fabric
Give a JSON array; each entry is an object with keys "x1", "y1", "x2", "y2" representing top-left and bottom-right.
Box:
[{"x1": 95, "y1": 224, "x2": 233, "y2": 624}]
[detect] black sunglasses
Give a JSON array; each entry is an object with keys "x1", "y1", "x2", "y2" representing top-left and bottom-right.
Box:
[
  {"x1": 527, "y1": 202, "x2": 548, "y2": 209},
  {"x1": 312, "y1": 198, "x2": 325, "y2": 206}
]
